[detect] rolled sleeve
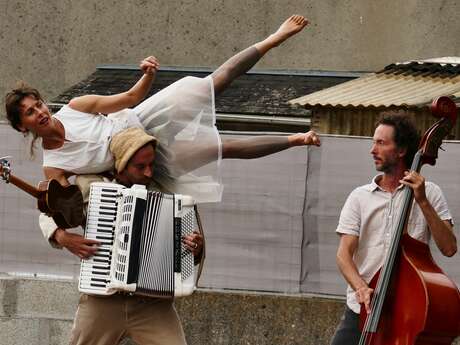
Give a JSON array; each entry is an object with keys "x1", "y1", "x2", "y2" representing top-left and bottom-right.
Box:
[
  {"x1": 39, "y1": 213, "x2": 63, "y2": 249},
  {"x1": 336, "y1": 189, "x2": 361, "y2": 237},
  {"x1": 427, "y1": 182, "x2": 453, "y2": 224}
]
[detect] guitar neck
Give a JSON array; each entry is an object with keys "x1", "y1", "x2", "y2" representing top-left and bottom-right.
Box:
[{"x1": 8, "y1": 175, "x2": 42, "y2": 199}]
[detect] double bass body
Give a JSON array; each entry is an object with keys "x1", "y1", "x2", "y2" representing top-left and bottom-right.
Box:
[{"x1": 362, "y1": 234, "x2": 460, "y2": 344}]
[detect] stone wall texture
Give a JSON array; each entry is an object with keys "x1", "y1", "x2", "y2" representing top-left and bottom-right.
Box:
[{"x1": 2, "y1": 0, "x2": 460, "y2": 105}]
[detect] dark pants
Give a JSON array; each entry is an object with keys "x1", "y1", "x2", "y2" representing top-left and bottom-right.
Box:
[{"x1": 330, "y1": 306, "x2": 361, "y2": 345}]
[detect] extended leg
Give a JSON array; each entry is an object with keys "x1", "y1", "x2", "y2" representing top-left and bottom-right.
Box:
[{"x1": 211, "y1": 15, "x2": 309, "y2": 95}]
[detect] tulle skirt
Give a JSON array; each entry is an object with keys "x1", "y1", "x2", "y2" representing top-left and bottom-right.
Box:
[{"x1": 133, "y1": 76, "x2": 223, "y2": 203}]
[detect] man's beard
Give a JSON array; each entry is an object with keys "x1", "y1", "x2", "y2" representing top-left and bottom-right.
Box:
[{"x1": 375, "y1": 160, "x2": 397, "y2": 174}]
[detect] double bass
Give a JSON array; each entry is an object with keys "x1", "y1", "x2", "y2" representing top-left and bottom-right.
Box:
[{"x1": 359, "y1": 96, "x2": 460, "y2": 344}]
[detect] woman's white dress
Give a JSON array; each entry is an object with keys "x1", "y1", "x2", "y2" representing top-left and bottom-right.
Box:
[{"x1": 43, "y1": 76, "x2": 222, "y2": 203}]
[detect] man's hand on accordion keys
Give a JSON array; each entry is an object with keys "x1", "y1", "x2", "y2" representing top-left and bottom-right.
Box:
[
  {"x1": 54, "y1": 229, "x2": 100, "y2": 259},
  {"x1": 182, "y1": 230, "x2": 203, "y2": 257}
]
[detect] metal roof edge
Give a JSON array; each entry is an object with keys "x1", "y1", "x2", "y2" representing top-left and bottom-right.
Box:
[
  {"x1": 95, "y1": 64, "x2": 367, "y2": 78},
  {"x1": 291, "y1": 103, "x2": 428, "y2": 110},
  {"x1": 45, "y1": 104, "x2": 310, "y2": 125}
]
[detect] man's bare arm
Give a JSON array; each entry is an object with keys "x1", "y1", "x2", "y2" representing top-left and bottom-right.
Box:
[{"x1": 337, "y1": 233, "x2": 373, "y2": 314}]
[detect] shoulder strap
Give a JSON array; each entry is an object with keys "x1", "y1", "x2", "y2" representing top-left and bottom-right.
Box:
[{"x1": 194, "y1": 205, "x2": 206, "y2": 285}]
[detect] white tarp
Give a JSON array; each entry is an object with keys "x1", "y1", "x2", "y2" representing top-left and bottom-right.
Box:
[{"x1": 0, "y1": 124, "x2": 459, "y2": 296}]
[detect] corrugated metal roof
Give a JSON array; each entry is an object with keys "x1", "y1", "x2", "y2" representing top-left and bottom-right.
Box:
[{"x1": 290, "y1": 58, "x2": 460, "y2": 109}]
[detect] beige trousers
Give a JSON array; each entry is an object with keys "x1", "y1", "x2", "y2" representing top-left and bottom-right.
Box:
[{"x1": 69, "y1": 293, "x2": 187, "y2": 345}]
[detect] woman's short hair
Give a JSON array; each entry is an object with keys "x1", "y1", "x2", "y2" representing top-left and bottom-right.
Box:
[{"x1": 5, "y1": 84, "x2": 43, "y2": 132}]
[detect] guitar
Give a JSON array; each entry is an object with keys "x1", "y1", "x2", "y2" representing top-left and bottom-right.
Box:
[{"x1": 0, "y1": 157, "x2": 84, "y2": 228}]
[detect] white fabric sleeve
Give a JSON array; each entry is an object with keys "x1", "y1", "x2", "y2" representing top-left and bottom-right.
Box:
[
  {"x1": 336, "y1": 189, "x2": 361, "y2": 237},
  {"x1": 426, "y1": 182, "x2": 453, "y2": 224},
  {"x1": 38, "y1": 213, "x2": 63, "y2": 249}
]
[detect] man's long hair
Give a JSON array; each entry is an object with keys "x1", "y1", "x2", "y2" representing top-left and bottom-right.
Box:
[{"x1": 376, "y1": 112, "x2": 421, "y2": 168}]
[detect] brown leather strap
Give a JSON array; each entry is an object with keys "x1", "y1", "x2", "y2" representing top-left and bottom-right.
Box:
[{"x1": 194, "y1": 205, "x2": 206, "y2": 285}]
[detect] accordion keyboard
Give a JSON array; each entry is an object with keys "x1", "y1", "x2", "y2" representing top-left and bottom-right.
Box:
[{"x1": 79, "y1": 183, "x2": 123, "y2": 294}]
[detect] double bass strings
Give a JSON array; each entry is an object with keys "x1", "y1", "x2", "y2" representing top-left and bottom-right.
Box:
[{"x1": 359, "y1": 151, "x2": 423, "y2": 344}]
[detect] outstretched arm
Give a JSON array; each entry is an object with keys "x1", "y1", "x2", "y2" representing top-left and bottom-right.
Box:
[
  {"x1": 222, "y1": 130, "x2": 320, "y2": 159},
  {"x1": 211, "y1": 15, "x2": 309, "y2": 95},
  {"x1": 68, "y1": 56, "x2": 159, "y2": 115}
]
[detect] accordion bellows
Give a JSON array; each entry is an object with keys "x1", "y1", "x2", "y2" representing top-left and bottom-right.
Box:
[{"x1": 79, "y1": 182, "x2": 196, "y2": 297}]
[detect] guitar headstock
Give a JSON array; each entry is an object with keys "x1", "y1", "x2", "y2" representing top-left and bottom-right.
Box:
[
  {"x1": 420, "y1": 97, "x2": 457, "y2": 166},
  {"x1": 0, "y1": 156, "x2": 12, "y2": 183}
]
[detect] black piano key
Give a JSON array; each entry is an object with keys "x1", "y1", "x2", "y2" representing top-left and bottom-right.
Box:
[
  {"x1": 96, "y1": 249, "x2": 111, "y2": 253},
  {"x1": 93, "y1": 258, "x2": 111, "y2": 263},
  {"x1": 101, "y1": 188, "x2": 119, "y2": 193},
  {"x1": 95, "y1": 229, "x2": 113, "y2": 234},
  {"x1": 99, "y1": 204, "x2": 117, "y2": 210},
  {"x1": 91, "y1": 277, "x2": 109, "y2": 283},
  {"x1": 90, "y1": 283, "x2": 107, "y2": 288},
  {"x1": 93, "y1": 265, "x2": 110, "y2": 270},
  {"x1": 96, "y1": 235, "x2": 113, "y2": 240},
  {"x1": 97, "y1": 218, "x2": 116, "y2": 223},
  {"x1": 95, "y1": 223, "x2": 113, "y2": 229}
]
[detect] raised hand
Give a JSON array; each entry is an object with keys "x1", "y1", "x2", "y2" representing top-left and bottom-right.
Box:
[
  {"x1": 268, "y1": 15, "x2": 309, "y2": 47},
  {"x1": 140, "y1": 56, "x2": 160, "y2": 76}
]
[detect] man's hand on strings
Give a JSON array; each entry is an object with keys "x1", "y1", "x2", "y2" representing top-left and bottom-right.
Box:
[
  {"x1": 356, "y1": 285, "x2": 374, "y2": 314},
  {"x1": 400, "y1": 171, "x2": 427, "y2": 204}
]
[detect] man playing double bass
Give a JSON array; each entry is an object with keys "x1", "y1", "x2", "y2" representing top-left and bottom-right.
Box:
[{"x1": 330, "y1": 113, "x2": 457, "y2": 344}]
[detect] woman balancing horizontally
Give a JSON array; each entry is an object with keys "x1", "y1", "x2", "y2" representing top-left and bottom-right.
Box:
[{"x1": 5, "y1": 15, "x2": 320, "y2": 203}]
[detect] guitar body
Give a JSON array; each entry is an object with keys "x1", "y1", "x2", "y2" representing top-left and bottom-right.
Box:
[
  {"x1": 1, "y1": 159, "x2": 84, "y2": 229},
  {"x1": 37, "y1": 180, "x2": 84, "y2": 228}
]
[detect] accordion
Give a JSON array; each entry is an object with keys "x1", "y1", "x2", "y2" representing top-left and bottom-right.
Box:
[{"x1": 78, "y1": 182, "x2": 197, "y2": 297}]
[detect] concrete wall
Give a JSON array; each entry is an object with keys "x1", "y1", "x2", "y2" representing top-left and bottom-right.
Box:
[
  {"x1": 2, "y1": 0, "x2": 460, "y2": 104},
  {"x1": 1, "y1": 277, "x2": 459, "y2": 344},
  {"x1": 0, "y1": 276, "x2": 345, "y2": 345}
]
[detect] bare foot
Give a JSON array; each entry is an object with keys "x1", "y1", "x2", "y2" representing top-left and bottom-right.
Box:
[{"x1": 269, "y1": 15, "x2": 309, "y2": 46}]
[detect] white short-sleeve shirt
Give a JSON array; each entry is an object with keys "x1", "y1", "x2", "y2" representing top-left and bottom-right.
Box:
[
  {"x1": 43, "y1": 106, "x2": 142, "y2": 174},
  {"x1": 336, "y1": 175, "x2": 452, "y2": 313}
]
